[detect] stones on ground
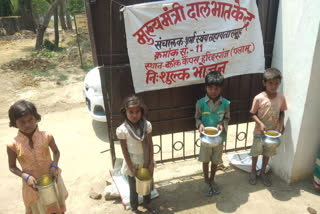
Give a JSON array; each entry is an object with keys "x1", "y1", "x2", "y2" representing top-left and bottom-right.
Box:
[
  {"x1": 307, "y1": 207, "x2": 317, "y2": 214},
  {"x1": 104, "y1": 184, "x2": 120, "y2": 200},
  {"x1": 89, "y1": 191, "x2": 102, "y2": 200},
  {"x1": 0, "y1": 28, "x2": 7, "y2": 36}
]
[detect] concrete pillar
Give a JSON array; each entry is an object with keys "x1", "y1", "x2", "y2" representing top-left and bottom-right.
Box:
[{"x1": 270, "y1": 0, "x2": 320, "y2": 183}]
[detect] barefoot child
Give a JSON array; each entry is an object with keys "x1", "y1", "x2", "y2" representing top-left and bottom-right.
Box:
[
  {"x1": 116, "y1": 95, "x2": 154, "y2": 213},
  {"x1": 7, "y1": 100, "x2": 68, "y2": 214},
  {"x1": 249, "y1": 68, "x2": 287, "y2": 186},
  {"x1": 195, "y1": 71, "x2": 230, "y2": 196}
]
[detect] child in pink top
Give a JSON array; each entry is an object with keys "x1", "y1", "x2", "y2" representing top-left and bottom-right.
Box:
[
  {"x1": 249, "y1": 68, "x2": 287, "y2": 186},
  {"x1": 6, "y1": 100, "x2": 68, "y2": 214}
]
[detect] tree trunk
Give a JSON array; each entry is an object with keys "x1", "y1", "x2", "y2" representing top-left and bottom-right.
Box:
[
  {"x1": 65, "y1": 0, "x2": 72, "y2": 30},
  {"x1": 59, "y1": 0, "x2": 67, "y2": 30},
  {"x1": 35, "y1": 0, "x2": 61, "y2": 50},
  {"x1": 18, "y1": 0, "x2": 37, "y2": 32},
  {"x1": 54, "y1": 7, "x2": 59, "y2": 47},
  {"x1": 35, "y1": 25, "x2": 47, "y2": 50}
]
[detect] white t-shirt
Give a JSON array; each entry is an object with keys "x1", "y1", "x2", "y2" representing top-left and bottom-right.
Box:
[{"x1": 116, "y1": 120, "x2": 152, "y2": 176}]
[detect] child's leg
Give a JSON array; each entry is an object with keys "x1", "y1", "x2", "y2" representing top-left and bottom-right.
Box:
[
  {"x1": 199, "y1": 145, "x2": 213, "y2": 196},
  {"x1": 249, "y1": 135, "x2": 264, "y2": 185},
  {"x1": 209, "y1": 162, "x2": 221, "y2": 194},
  {"x1": 249, "y1": 156, "x2": 258, "y2": 185},
  {"x1": 251, "y1": 156, "x2": 258, "y2": 174},
  {"x1": 209, "y1": 162, "x2": 217, "y2": 184},
  {"x1": 143, "y1": 194, "x2": 151, "y2": 204},
  {"x1": 203, "y1": 162, "x2": 210, "y2": 184},
  {"x1": 208, "y1": 144, "x2": 223, "y2": 194},
  {"x1": 127, "y1": 176, "x2": 139, "y2": 210},
  {"x1": 261, "y1": 143, "x2": 278, "y2": 186},
  {"x1": 261, "y1": 155, "x2": 272, "y2": 186},
  {"x1": 261, "y1": 156, "x2": 270, "y2": 174},
  {"x1": 143, "y1": 194, "x2": 152, "y2": 210},
  {"x1": 210, "y1": 144, "x2": 223, "y2": 184},
  {"x1": 202, "y1": 162, "x2": 213, "y2": 196}
]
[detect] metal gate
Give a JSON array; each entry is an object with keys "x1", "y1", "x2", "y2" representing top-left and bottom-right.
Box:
[{"x1": 85, "y1": 0, "x2": 279, "y2": 166}]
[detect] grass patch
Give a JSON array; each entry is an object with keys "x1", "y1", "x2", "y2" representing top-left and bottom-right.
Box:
[
  {"x1": 56, "y1": 73, "x2": 68, "y2": 81},
  {"x1": 82, "y1": 61, "x2": 93, "y2": 73},
  {"x1": 30, "y1": 48, "x2": 66, "y2": 59},
  {"x1": 30, "y1": 69, "x2": 51, "y2": 77}
]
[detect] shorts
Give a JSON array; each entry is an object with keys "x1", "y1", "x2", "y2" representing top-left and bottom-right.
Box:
[
  {"x1": 250, "y1": 134, "x2": 278, "y2": 157},
  {"x1": 198, "y1": 143, "x2": 223, "y2": 164}
]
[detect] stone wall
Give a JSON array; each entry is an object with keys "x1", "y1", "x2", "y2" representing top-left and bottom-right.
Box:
[{"x1": 0, "y1": 16, "x2": 29, "y2": 35}]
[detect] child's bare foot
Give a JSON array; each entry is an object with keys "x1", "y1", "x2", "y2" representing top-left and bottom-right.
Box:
[
  {"x1": 261, "y1": 173, "x2": 272, "y2": 186},
  {"x1": 249, "y1": 171, "x2": 257, "y2": 185}
]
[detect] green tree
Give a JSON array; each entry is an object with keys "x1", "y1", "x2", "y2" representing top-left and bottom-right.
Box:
[
  {"x1": 0, "y1": 0, "x2": 14, "y2": 16},
  {"x1": 67, "y1": 0, "x2": 84, "y2": 16},
  {"x1": 31, "y1": 0, "x2": 50, "y2": 17},
  {"x1": 35, "y1": 0, "x2": 61, "y2": 50}
]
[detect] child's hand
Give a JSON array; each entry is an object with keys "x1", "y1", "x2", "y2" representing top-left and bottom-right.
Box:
[
  {"x1": 49, "y1": 166, "x2": 59, "y2": 180},
  {"x1": 279, "y1": 124, "x2": 285, "y2": 134},
  {"x1": 217, "y1": 123, "x2": 224, "y2": 132},
  {"x1": 198, "y1": 124, "x2": 205, "y2": 133},
  {"x1": 24, "y1": 174, "x2": 37, "y2": 189},
  {"x1": 259, "y1": 122, "x2": 266, "y2": 133}
]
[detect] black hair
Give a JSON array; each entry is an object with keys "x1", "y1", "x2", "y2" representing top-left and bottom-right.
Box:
[
  {"x1": 120, "y1": 95, "x2": 147, "y2": 119},
  {"x1": 205, "y1": 71, "x2": 224, "y2": 87},
  {"x1": 8, "y1": 100, "x2": 41, "y2": 128},
  {"x1": 263, "y1": 68, "x2": 282, "y2": 82}
]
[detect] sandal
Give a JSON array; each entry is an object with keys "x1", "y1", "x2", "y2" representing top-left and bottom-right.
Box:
[
  {"x1": 211, "y1": 183, "x2": 221, "y2": 195},
  {"x1": 249, "y1": 171, "x2": 257, "y2": 185},
  {"x1": 261, "y1": 173, "x2": 272, "y2": 187},
  {"x1": 203, "y1": 183, "x2": 213, "y2": 197}
]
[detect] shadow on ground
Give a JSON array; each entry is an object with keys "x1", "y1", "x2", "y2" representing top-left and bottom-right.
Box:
[
  {"x1": 148, "y1": 167, "x2": 318, "y2": 213},
  {"x1": 92, "y1": 120, "x2": 110, "y2": 143}
]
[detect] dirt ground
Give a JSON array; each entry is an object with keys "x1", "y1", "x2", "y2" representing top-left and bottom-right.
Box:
[
  {"x1": 0, "y1": 29, "x2": 86, "y2": 119},
  {"x1": 0, "y1": 31, "x2": 320, "y2": 214}
]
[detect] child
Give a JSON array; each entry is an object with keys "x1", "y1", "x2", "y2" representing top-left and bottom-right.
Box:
[
  {"x1": 195, "y1": 71, "x2": 230, "y2": 196},
  {"x1": 116, "y1": 95, "x2": 154, "y2": 213},
  {"x1": 249, "y1": 68, "x2": 287, "y2": 186},
  {"x1": 6, "y1": 100, "x2": 68, "y2": 214}
]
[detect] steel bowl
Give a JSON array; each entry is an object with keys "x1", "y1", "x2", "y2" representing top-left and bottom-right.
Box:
[
  {"x1": 264, "y1": 130, "x2": 281, "y2": 149},
  {"x1": 200, "y1": 127, "x2": 222, "y2": 147}
]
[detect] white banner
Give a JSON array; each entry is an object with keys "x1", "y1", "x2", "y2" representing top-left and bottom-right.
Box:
[{"x1": 122, "y1": 0, "x2": 265, "y2": 93}]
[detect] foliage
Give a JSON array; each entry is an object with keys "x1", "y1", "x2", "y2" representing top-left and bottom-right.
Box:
[
  {"x1": 43, "y1": 39, "x2": 64, "y2": 52},
  {"x1": 82, "y1": 61, "x2": 93, "y2": 73},
  {"x1": 0, "y1": 0, "x2": 14, "y2": 16},
  {"x1": 57, "y1": 73, "x2": 68, "y2": 81},
  {"x1": 30, "y1": 42, "x2": 65, "y2": 59},
  {"x1": 9, "y1": 0, "x2": 48, "y2": 17},
  {"x1": 10, "y1": 0, "x2": 20, "y2": 15},
  {"x1": 44, "y1": 39, "x2": 57, "y2": 51},
  {"x1": 31, "y1": 0, "x2": 50, "y2": 18},
  {"x1": 67, "y1": 0, "x2": 85, "y2": 16},
  {"x1": 30, "y1": 68, "x2": 51, "y2": 77}
]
